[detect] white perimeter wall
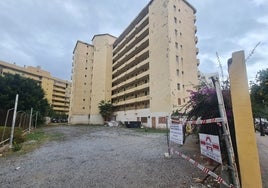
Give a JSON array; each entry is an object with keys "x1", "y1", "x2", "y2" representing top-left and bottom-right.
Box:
[{"x1": 68, "y1": 115, "x2": 90, "y2": 125}]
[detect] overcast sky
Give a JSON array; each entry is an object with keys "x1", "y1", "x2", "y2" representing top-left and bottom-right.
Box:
[{"x1": 0, "y1": 0, "x2": 267, "y2": 82}]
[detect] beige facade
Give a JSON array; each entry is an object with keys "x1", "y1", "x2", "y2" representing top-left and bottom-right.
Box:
[
  {"x1": 69, "y1": 35, "x2": 116, "y2": 124},
  {"x1": 69, "y1": 0, "x2": 199, "y2": 127},
  {"x1": 0, "y1": 60, "x2": 70, "y2": 114}
]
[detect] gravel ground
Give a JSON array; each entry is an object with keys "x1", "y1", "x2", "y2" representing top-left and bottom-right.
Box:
[{"x1": 0, "y1": 125, "x2": 207, "y2": 188}]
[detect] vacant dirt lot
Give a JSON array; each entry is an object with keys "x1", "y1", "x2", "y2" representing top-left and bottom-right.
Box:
[{"x1": 0, "y1": 125, "x2": 205, "y2": 188}]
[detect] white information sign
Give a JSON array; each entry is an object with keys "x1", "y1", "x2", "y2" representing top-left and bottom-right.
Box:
[
  {"x1": 170, "y1": 123, "x2": 184, "y2": 145},
  {"x1": 199, "y1": 133, "x2": 222, "y2": 164}
]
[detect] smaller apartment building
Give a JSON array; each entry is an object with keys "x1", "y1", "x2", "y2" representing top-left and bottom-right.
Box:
[
  {"x1": 0, "y1": 60, "x2": 70, "y2": 114},
  {"x1": 69, "y1": 35, "x2": 116, "y2": 124}
]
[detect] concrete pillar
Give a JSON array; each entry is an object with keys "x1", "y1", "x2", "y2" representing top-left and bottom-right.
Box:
[{"x1": 228, "y1": 50, "x2": 262, "y2": 187}]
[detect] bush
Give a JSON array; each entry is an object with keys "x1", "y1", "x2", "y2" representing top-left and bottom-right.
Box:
[
  {"x1": 0, "y1": 126, "x2": 25, "y2": 143},
  {"x1": 12, "y1": 141, "x2": 22, "y2": 152}
]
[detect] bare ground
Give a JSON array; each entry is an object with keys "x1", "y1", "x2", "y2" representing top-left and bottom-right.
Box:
[{"x1": 0, "y1": 125, "x2": 209, "y2": 188}]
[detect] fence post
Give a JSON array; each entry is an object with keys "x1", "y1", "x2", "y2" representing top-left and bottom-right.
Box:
[
  {"x1": 9, "y1": 94, "x2": 19, "y2": 148},
  {"x1": 28, "y1": 108, "x2": 33, "y2": 133}
]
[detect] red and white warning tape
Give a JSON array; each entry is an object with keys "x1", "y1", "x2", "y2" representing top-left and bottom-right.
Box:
[
  {"x1": 170, "y1": 147, "x2": 234, "y2": 188},
  {"x1": 171, "y1": 117, "x2": 224, "y2": 125}
]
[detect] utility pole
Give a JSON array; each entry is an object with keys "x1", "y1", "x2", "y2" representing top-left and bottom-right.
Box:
[
  {"x1": 9, "y1": 94, "x2": 19, "y2": 148},
  {"x1": 211, "y1": 75, "x2": 240, "y2": 188}
]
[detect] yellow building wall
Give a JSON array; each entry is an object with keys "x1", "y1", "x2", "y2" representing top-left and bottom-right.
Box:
[
  {"x1": 90, "y1": 35, "x2": 116, "y2": 124},
  {"x1": 69, "y1": 41, "x2": 94, "y2": 124},
  {"x1": 41, "y1": 77, "x2": 54, "y2": 104},
  {"x1": 149, "y1": 0, "x2": 198, "y2": 114},
  {"x1": 149, "y1": 0, "x2": 171, "y2": 113}
]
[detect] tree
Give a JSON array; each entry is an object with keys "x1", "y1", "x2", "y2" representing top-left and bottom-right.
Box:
[
  {"x1": 98, "y1": 100, "x2": 114, "y2": 121},
  {"x1": 0, "y1": 73, "x2": 51, "y2": 121},
  {"x1": 250, "y1": 68, "x2": 268, "y2": 119}
]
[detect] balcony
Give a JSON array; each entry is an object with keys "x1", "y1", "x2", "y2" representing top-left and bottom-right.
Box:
[
  {"x1": 113, "y1": 27, "x2": 149, "y2": 63},
  {"x1": 53, "y1": 92, "x2": 66, "y2": 98},
  {"x1": 52, "y1": 96, "x2": 66, "y2": 102},
  {"x1": 115, "y1": 95, "x2": 150, "y2": 106},
  {"x1": 113, "y1": 61, "x2": 149, "y2": 83},
  {"x1": 112, "y1": 83, "x2": 149, "y2": 99},
  {"x1": 113, "y1": 16, "x2": 149, "y2": 54},
  {"x1": 113, "y1": 38, "x2": 149, "y2": 70},
  {"x1": 112, "y1": 70, "x2": 149, "y2": 90},
  {"x1": 53, "y1": 87, "x2": 66, "y2": 93},
  {"x1": 54, "y1": 81, "x2": 67, "y2": 88},
  {"x1": 112, "y1": 51, "x2": 149, "y2": 79},
  {"x1": 113, "y1": 49, "x2": 149, "y2": 74}
]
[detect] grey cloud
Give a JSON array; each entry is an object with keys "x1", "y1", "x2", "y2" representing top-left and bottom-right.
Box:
[
  {"x1": 189, "y1": 0, "x2": 268, "y2": 81},
  {"x1": 0, "y1": 0, "x2": 267, "y2": 82}
]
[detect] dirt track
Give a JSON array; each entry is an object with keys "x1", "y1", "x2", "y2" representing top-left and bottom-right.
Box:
[{"x1": 0, "y1": 126, "x2": 205, "y2": 188}]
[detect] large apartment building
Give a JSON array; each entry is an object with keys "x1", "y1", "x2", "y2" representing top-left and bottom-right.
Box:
[
  {"x1": 69, "y1": 0, "x2": 199, "y2": 128},
  {"x1": 0, "y1": 60, "x2": 70, "y2": 114}
]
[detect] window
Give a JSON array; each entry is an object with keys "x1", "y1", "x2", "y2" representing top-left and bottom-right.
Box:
[
  {"x1": 85, "y1": 75, "x2": 87, "y2": 77},
  {"x1": 175, "y1": 29, "x2": 178, "y2": 36},
  {"x1": 174, "y1": 17, "x2": 177, "y2": 23},
  {"x1": 177, "y1": 83, "x2": 180, "y2": 90},
  {"x1": 83, "y1": 99, "x2": 85, "y2": 101},
  {"x1": 173, "y1": 5, "x2": 176, "y2": 11},
  {"x1": 176, "y1": 55, "x2": 179, "y2": 62},
  {"x1": 141, "y1": 117, "x2": 147, "y2": 123},
  {"x1": 175, "y1": 42, "x2": 178, "y2": 49},
  {"x1": 177, "y1": 69, "x2": 180, "y2": 76},
  {"x1": 145, "y1": 102, "x2": 148, "y2": 108},
  {"x1": 178, "y1": 98, "x2": 181, "y2": 105},
  {"x1": 159, "y1": 117, "x2": 166, "y2": 124}
]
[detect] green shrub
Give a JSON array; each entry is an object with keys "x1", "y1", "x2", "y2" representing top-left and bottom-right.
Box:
[
  {"x1": 12, "y1": 141, "x2": 22, "y2": 152},
  {"x1": 0, "y1": 126, "x2": 25, "y2": 143}
]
